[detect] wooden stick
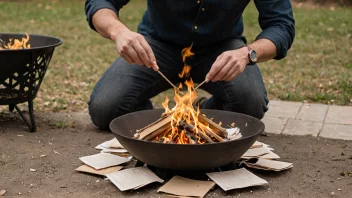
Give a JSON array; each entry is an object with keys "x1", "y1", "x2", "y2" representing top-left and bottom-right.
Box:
[
  {"x1": 178, "y1": 120, "x2": 213, "y2": 143},
  {"x1": 198, "y1": 114, "x2": 228, "y2": 138},
  {"x1": 135, "y1": 115, "x2": 172, "y2": 140}
]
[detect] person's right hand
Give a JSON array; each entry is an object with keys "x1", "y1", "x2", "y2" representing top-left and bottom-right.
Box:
[{"x1": 113, "y1": 28, "x2": 159, "y2": 71}]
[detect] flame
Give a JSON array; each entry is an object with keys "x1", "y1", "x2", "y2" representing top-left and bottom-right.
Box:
[
  {"x1": 0, "y1": 33, "x2": 30, "y2": 50},
  {"x1": 156, "y1": 44, "x2": 215, "y2": 144}
]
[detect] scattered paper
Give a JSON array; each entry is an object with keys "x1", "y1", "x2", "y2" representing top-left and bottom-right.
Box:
[
  {"x1": 75, "y1": 165, "x2": 123, "y2": 176},
  {"x1": 30, "y1": 168, "x2": 37, "y2": 172},
  {"x1": 250, "y1": 141, "x2": 264, "y2": 149},
  {"x1": 108, "y1": 138, "x2": 124, "y2": 148},
  {"x1": 241, "y1": 147, "x2": 270, "y2": 159},
  {"x1": 79, "y1": 153, "x2": 131, "y2": 170},
  {"x1": 206, "y1": 168, "x2": 268, "y2": 191},
  {"x1": 106, "y1": 167, "x2": 164, "y2": 191},
  {"x1": 244, "y1": 158, "x2": 293, "y2": 171},
  {"x1": 158, "y1": 176, "x2": 215, "y2": 198},
  {"x1": 100, "y1": 148, "x2": 128, "y2": 153},
  {"x1": 226, "y1": 127, "x2": 242, "y2": 140},
  {"x1": 259, "y1": 151, "x2": 280, "y2": 159},
  {"x1": 0, "y1": 190, "x2": 6, "y2": 196}
]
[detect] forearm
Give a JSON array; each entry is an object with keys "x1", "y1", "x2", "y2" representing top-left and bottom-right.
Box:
[
  {"x1": 248, "y1": 39, "x2": 277, "y2": 63},
  {"x1": 92, "y1": 8, "x2": 129, "y2": 41}
]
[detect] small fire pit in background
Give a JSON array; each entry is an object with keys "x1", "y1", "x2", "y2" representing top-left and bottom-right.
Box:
[{"x1": 0, "y1": 33, "x2": 62, "y2": 132}]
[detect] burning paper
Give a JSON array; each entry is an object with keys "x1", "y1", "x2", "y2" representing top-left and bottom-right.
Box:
[
  {"x1": 206, "y1": 168, "x2": 268, "y2": 191},
  {"x1": 79, "y1": 153, "x2": 131, "y2": 170},
  {"x1": 158, "y1": 176, "x2": 215, "y2": 198},
  {"x1": 106, "y1": 167, "x2": 164, "y2": 191}
]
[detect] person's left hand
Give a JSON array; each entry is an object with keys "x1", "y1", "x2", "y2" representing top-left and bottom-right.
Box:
[{"x1": 206, "y1": 47, "x2": 249, "y2": 82}]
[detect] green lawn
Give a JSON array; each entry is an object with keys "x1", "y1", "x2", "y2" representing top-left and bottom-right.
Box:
[{"x1": 0, "y1": 0, "x2": 351, "y2": 112}]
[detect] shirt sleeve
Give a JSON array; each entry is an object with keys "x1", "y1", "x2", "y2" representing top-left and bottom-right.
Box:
[
  {"x1": 85, "y1": 0, "x2": 130, "y2": 31},
  {"x1": 254, "y1": 0, "x2": 295, "y2": 60}
]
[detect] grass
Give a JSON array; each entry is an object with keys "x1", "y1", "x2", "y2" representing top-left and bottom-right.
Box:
[{"x1": 0, "y1": 0, "x2": 351, "y2": 112}]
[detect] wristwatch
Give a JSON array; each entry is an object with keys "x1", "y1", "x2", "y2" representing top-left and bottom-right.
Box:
[{"x1": 246, "y1": 45, "x2": 257, "y2": 65}]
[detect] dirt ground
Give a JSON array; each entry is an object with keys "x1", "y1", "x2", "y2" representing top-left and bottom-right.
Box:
[{"x1": 0, "y1": 112, "x2": 352, "y2": 198}]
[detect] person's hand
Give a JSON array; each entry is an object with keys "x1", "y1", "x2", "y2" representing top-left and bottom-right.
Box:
[
  {"x1": 206, "y1": 47, "x2": 249, "y2": 82},
  {"x1": 113, "y1": 28, "x2": 159, "y2": 71}
]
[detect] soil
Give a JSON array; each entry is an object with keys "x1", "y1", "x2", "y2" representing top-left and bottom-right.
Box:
[{"x1": 1, "y1": 112, "x2": 352, "y2": 198}]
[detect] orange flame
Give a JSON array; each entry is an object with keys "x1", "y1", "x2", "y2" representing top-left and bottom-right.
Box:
[
  {"x1": 157, "y1": 44, "x2": 213, "y2": 144},
  {"x1": 0, "y1": 33, "x2": 31, "y2": 50}
]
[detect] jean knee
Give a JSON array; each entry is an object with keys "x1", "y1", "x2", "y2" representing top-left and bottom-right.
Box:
[{"x1": 88, "y1": 96, "x2": 113, "y2": 130}]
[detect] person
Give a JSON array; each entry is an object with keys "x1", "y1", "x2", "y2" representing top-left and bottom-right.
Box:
[{"x1": 85, "y1": 0, "x2": 295, "y2": 130}]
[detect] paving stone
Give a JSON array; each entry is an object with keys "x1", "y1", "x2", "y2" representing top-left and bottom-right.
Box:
[
  {"x1": 261, "y1": 116, "x2": 287, "y2": 134},
  {"x1": 266, "y1": 101, "x2": 302, "y2": 119},
  {"x1": 319, "y1": 124, "x2": 352, "y2": 140},
  {"x1": 325, "y1": 105, "x2": 352, "y2": 125},
  {"x1": 282, "y1": 119, "x2": 322, "y2": 137},
  {"x1": 295, "y1": 103, "x2": 328, "y2": 122}
]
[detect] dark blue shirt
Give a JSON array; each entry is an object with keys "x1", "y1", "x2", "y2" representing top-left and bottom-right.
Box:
[{"x1": 85, "y1": 0, "x2": 295, "y2": 59}]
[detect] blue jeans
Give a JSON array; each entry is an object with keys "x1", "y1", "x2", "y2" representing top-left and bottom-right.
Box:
[{"x1": 88, "y1": 36, "x2": 268, "y2": 130}]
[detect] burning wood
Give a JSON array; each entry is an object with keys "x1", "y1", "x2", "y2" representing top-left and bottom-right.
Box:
[
  {"x1": 0, "y1": 33, "x2": 30, "y2": 50},
  {"x1": 134, "y1": 44, "x2": 242, "y2": 144}
]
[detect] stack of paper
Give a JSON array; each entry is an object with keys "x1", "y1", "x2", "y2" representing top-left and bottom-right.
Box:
[
  {"x1": 95, "y1": 138, "x2": 129, "y2": 155},
  {"x1": 244, "y1": 158, "x2": 293, "y2": 171},
  {"x1": 241, "y1": 141, "x2": 292, "y2": 171},
  {"x1": 158, "y1": 176, "x2": 215, "y2": 198}
]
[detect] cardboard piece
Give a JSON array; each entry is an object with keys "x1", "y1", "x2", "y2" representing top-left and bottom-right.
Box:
[
  {"x1": 75, "y1": 165, "x2": 123, "y2": 176},
  {"x1": 206, "y1": 168, "x2": 267, "y2": 191},
  {"x1": 244, "y1": 158, "x2": 293, "y2": 171},
  {"x1": 106, "y1": 167, "x2": 164, "y2": 191},
  {"x1": 79, "y1": 153, "x2": 131, "y2": 170},
  {"x1": 158, "y1": 176, "x2": 215, "y2": 198},
  {"x1": 241, "y1": 147, "x2": 270, "y2": 159}
]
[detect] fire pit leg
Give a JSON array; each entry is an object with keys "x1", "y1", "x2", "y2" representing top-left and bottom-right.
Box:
[
  {"x1": 9, "y1": 105, "x2": 15, "y2": 112},
  {"x1": 14, "y1": 100, "x2": 36, "y2": 132}
]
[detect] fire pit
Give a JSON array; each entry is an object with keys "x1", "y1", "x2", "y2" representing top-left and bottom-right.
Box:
[
  {"x1": 0, "y1": 33, "x2": 62, "y2": 132},
  {"x1": 110, "y1": 109, "x2": 265, "y2": 170}
]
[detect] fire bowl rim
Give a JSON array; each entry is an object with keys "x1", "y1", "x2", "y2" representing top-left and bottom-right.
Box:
[
  {"x1": 110, "y1": 108, "x2": 265, "y2": 146},
  {"x1": 0, "y1": 33, "x2": 63, "y2": 52}
]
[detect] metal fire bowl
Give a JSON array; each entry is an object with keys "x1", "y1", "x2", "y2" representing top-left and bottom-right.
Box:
[{"x1": 110, "y1": 109, "x2": 265, "y2": 170}]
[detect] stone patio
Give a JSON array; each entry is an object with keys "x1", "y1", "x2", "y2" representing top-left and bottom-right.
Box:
[{"x1": 262, "y1": 100, "x2": 352, "y2": 140}]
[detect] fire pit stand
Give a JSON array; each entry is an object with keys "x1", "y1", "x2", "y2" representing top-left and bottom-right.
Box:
[{"x1": 0, "y1": 33, "x2": 62, "y2": 132}]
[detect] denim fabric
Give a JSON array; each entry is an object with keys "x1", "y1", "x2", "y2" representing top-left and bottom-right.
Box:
[
  {"x1": 85, "y1": 0, "x2": 295, "y2": 60},
  {"x1": 88, "y1": 36, "x2": 268, "y2": 130}
]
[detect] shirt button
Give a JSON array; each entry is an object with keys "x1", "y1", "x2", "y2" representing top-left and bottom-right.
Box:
[
  {"x1": 194, "y1": 26, "x2": 198, "y2": 30},
  {"x1": 197, "y1": 0, "x2": 200, "y2": 4},
  {"x1": 201, "y1": 8, "x2": 205, "y2": 11}
]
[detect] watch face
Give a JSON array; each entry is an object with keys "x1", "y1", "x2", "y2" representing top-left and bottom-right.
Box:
[{"x1": 250, "y1": 51, "x2": 257, "y2": 62}]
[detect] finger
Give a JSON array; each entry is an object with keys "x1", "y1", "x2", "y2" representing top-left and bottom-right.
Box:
[
  {"x1": 223, "y1": 64, "x2": 237, "y2": 81},
  {"x1": 125, "y1": 46, "x2": 144, "y2": 66},
  {"x1": 212, "y1": 59, "x2": 233, "y2": 82},
  {"x1": 206, "y1": 53, "x2": 228, "y2": 82},
  {"x1": 133, "y1": 41, "x2": 151, "y2": 68},
  {"x1": 120, "y1": 52, "x2": 134, "y2": 64},
  {"x1": 139, "y1": 37, "x2": 159, "y2": 71},
  {"x1": 228, "y1": 69, "x2": 241, "y2": 81}
]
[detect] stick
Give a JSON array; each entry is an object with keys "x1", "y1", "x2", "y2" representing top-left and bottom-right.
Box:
[
  {"x1": 194, "y1": 80, "x2": 207, "y2": 90},
  {"x1": 157, "y1": 70, "x2": 184, "y2": 95},
  {"x1": 178, "y1": 120, "x2": 213, "y2": 143},
  {"x1": 198, "y1": 114, "x2": 228, "y2": 138}
]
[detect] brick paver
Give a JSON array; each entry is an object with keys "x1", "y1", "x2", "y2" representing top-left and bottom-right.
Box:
[
  {"x1": 295, "y1": 103, "x2": 328, "y2": 123},
  {"x1": 261, "y1": 116, "x2": 287, "y2": 134},
  {"x1": 319, "y1": 124, "x2": 352, "y2": 140},
  {"x1": 266, "y1": 101, "x2": 302, "y2": 118},
  {"x1": 325, "y1": 105, "x2": 352, "y2": 125},
  {"x1": 282, "y1": 119, "x2": 322, "y2": 137}
]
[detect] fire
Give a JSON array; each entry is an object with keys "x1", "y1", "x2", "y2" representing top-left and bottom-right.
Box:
[
  {"x1": 0, "y1": 33, "x2": 30, "y2": 50},
  {"x1": 156, "y1": 44, "x2": 215, "y2": 144}
]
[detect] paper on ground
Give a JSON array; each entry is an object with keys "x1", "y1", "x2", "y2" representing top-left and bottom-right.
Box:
[
  {"x1": 158, "y1": 176, "x2": 215, "y2": 198},
  {"x1": 0, "y1": 190, "x2": 6, "y2": 196},
  {"x1": 100, "y1": 148, "x2": 128, "y2": 153},
  {"x1": 75, "y1": 165, "x2": 123, "y2": 176},
  {"x1": 259, "y1": 151, "x2": 280, "y2": 159},
  {"x1": 250, "y1": 141, "x2": 264, "y2": 149},
  {"x1": 106, "y1": 167, "x2": 164, "y2": 191},
  {"x1": 241, "y1": 147, "x2": 270, "y2": 158},
  {"x1": 95, "y1": 138, "x2": 124, "y2": 149},
  {"x1": 79, "y1": 153, "x2": 131, "y2": 170},
  {"x1": 206, "y1": 168, "x2": 268, "y2": 191},
  {"x1": 244, "y1": 158, "x2": 292, "y2": 171}
]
